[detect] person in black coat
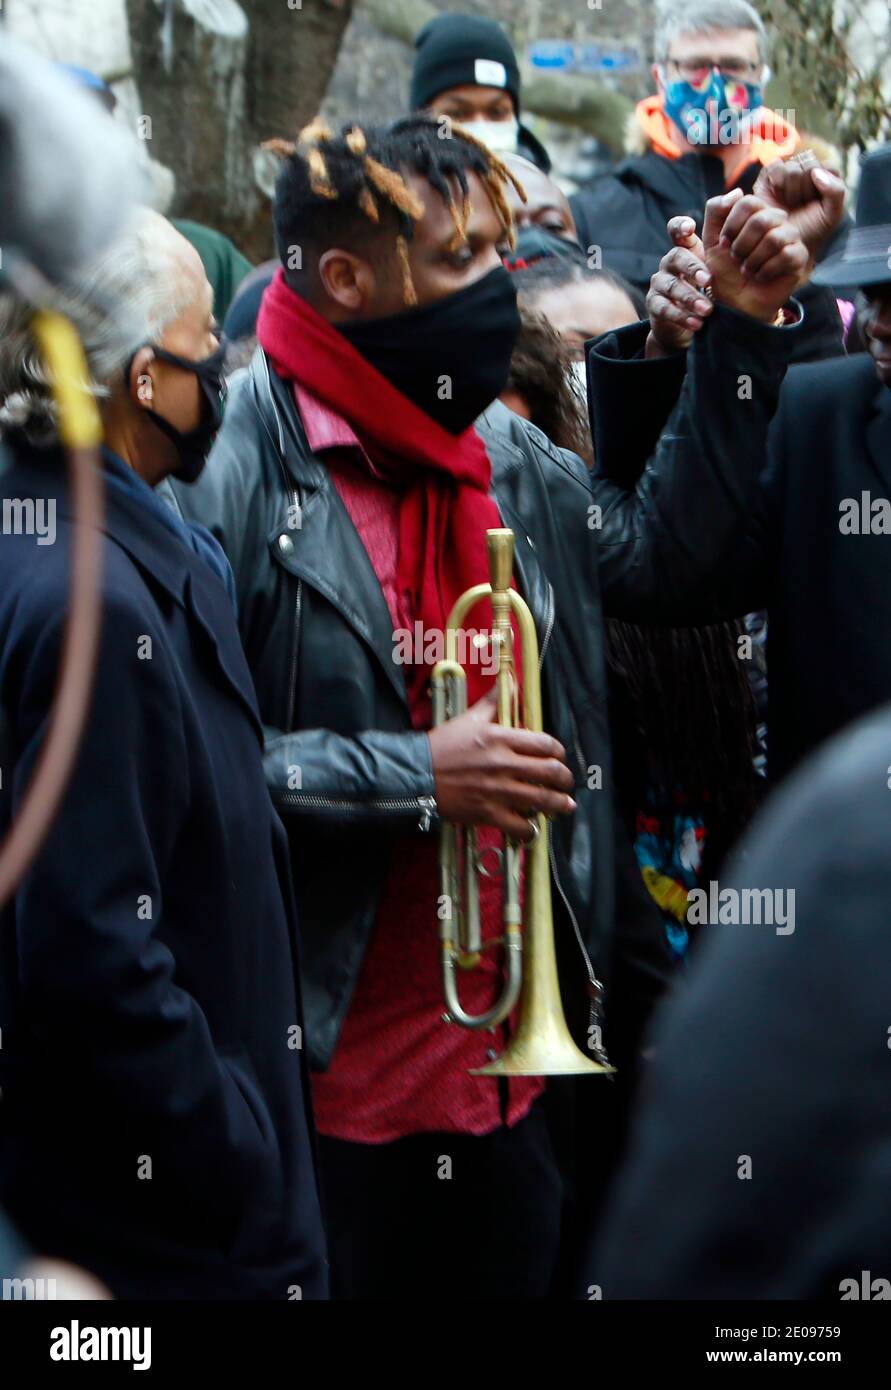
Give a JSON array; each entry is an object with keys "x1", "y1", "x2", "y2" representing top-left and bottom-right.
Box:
[
  {"x1": 587, "y1": 696, "x2": 891, "y2": 1299},
  {"x1": 570, "y1": 0, "x2": 848, "y2": 363},
  {"x1": 0, "y1": 211, "x2": 326, "y2": 1299},
  {"x1": 586, "y1": 149, "x2": 881, "y2": 785}
]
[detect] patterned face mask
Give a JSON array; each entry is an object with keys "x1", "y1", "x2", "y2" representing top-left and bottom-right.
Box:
[{"x1": 662, "y1": 66, "x2": 763, "y2": 148}]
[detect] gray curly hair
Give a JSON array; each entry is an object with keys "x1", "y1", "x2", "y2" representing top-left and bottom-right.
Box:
[
  {"x1": 654, "y1": 0, "x2": 770, "y2": 65},
  {"x1": 0, "y1": 209, "x2": 196, "y2": 447}
]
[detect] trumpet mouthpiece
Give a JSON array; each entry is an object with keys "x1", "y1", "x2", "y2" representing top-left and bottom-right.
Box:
[{"x1": 487, "y1": 528, "x2": 515, "y2": 593}]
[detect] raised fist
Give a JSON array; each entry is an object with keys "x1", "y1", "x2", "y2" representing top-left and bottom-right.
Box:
[{"x1": 646, "y1": 187, "x2": 811, "y2": 357}]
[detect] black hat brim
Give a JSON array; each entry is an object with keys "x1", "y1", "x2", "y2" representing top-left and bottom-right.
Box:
[{"x1": 811, "y1": 254, "x2": 891, "y2": 290}]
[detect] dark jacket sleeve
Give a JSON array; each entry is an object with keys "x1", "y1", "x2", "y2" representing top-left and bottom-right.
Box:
[
  {"x1": 587, "y1": 319, "x2": 687, "y2": 491},
  {"x1": 262, "y1": 725, "x2": 436, "y2": 829},
  {"x1": 587, "y1": 303, "x2": 792, "y2": 621},
  {"x1": 8, "y1": 585, "x2": 281, "y2": 1238}
]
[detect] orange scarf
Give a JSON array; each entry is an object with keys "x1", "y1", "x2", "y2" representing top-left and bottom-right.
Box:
[{"x1": 635, "y1": 94, "x2": 799, "y2": 184}]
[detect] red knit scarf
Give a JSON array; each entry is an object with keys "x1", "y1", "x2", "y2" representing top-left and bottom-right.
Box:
[{"x1": 257, "y1": 269, "x2": 511, "y2": 719}]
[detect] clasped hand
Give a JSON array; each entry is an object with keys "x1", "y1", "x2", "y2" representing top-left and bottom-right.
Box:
[{"x1": 645, "y1": 156, "x2": 846, "y2": 356}]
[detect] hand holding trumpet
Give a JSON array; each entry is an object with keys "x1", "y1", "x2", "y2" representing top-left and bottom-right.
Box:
[{"x1": 429, "y1": 687, "x2": 576, "y2": 843}]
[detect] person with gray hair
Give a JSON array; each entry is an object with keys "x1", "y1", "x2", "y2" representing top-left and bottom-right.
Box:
[
  {"x1": 653, "y1": 0, "x2": 769, "y2": 69},
  {"x1": 0, "y1": 212, "x2": 327, "y2": 1298},
  {"x1": 570, "y1": 0, "x2": 849, "y2": 362},
  {"x1": 0, "y1": 209, "x2": 225, "y2": 483}
]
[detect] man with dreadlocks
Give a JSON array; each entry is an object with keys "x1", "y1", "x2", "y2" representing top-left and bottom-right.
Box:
[{"x1": 170, "y1": 113, "x2": 811, "y2": 1299}]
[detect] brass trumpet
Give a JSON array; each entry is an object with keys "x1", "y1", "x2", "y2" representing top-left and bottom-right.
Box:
[{"x1": 431, "y1": 528, "x2": 613, "y2": 1077}]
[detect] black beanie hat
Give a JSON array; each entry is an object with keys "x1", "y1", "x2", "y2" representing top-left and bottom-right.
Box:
[{"x1": 411, "y1": 13, "x2": 521, "y2": 114}]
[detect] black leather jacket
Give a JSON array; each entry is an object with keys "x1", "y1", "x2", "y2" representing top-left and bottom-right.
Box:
[{"x1": 169, "y1": 305, "x2": 796, "y2": 1070}]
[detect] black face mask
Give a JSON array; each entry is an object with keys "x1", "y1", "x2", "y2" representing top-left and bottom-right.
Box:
[
  {"x1": 127, "y1": 341, "x2": 226, "y2": 483},
  {"x1": 507, "y1": 225, "x2": 587, "y2": 269},
  {"x1": 337, "y1": 266, "x2": 520, "y2": 435}
]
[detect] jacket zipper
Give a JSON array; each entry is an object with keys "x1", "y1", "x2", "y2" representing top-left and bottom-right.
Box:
[
  {"x1": 285, "y1": 576, "x2": 302, "y2": 733},
  {"x1": 276, "y1": 790, "x2": 437, "y2": 831},
  {"x1": 538, "y1": 580, "x2": 555, "y2": 668},
  {"x1": 258, "y1": 354, "x2": 304, "y2": 734},
  {"x1": 568, "y1": 705, "x2": 587, "y2": 783}
]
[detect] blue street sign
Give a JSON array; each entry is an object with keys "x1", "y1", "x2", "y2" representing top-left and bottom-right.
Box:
[
  {"x1": 527, "y1": 41, "x2": 642, "y2": 74},
  {"x1": 528, "y1": 41, "x2": 576, "y2": 70}
]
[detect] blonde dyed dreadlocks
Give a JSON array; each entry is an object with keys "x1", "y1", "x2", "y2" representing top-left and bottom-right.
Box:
[
  {"x1": 266, "y1": 114, "x2": 527, "y2": 306},
  {"x1": 447, "y1": 121, "x2": 526, "y2": 250}
]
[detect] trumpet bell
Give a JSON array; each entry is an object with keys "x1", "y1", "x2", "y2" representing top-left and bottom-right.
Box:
[
  {"x1": 470, "y1": 918, "x2": 615, "y2": 1077},
  {"x1": 470, "y1": 1016, "x2": 615, "y2": 1077}
]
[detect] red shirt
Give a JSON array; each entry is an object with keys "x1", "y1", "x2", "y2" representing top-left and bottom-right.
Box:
[{"x1": 295, "y1": 384, "x2": 544, "y2": 1142}]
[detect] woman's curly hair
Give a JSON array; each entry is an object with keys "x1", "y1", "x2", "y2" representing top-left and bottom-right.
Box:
[{"x1": 504, "y1": 306, "x2": 593, "y2": 465}]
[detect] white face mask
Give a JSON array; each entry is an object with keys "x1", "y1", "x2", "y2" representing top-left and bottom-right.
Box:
[
  {"x1": 567, "y1": 359, "x2": 588, "y2": 401},
  {"x1": 457, "y1": 116, "x2": 520, "y2": 155}
]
